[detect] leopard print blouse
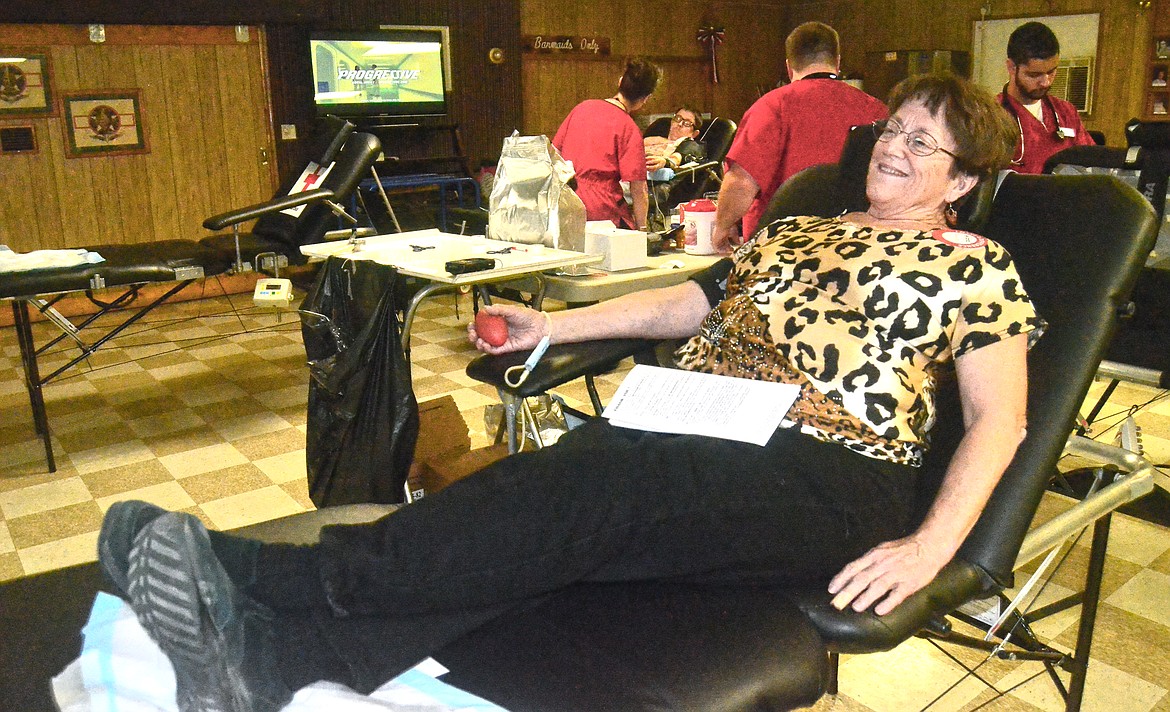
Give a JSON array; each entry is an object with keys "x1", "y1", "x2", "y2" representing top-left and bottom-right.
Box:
[{"x1": 675, "y1": 215, "x2": 1044, "y2": 465}]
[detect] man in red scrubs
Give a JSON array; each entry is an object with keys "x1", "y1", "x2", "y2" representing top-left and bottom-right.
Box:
[
  {"x1": 553, "y1": 58, "x2": 661, "y2": 229},
  {"x1": 712, "y1": 22, "x2": 887, "y2": 249},
  {"x1": 996, "y1": 22, "x2": 1093, "y2": 175}
]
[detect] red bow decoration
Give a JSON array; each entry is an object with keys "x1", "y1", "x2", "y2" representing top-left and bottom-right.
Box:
[{"x1": 697, "y1": 26, "x2": 725, "y2": 84}]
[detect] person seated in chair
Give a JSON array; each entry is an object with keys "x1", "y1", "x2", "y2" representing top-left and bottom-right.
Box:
[
  {"x1": 644, "y1": 105, "x2": 706, "y2": 173},
  {"x1": 97, "y1": 74, "x2": 1040, "y2": 712},
  {"x1": 643, "y1": 104, "x2": 710, "y2": 229}
]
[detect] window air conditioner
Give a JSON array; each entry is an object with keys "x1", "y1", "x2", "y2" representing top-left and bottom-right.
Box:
[{"x1": 1051, "y1": 57, "x2": 1093, "y2": 114}]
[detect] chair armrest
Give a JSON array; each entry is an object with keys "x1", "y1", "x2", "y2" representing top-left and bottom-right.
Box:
[
  {"x1": 791, "y1": 429, "x2": 1160, "y2": 655},
  {"x1": 202, "y1": 188, "x2": 336, "y2": 231},
  {"x1": 322, "y1": 226, "x2": 378, "y2": 241},
  {"x1": 670, "y1": 161, "x2": 721, "y2": 181},
  {"x1": 788, "y1": 559, "x2": 996, "y2": 654},
  {"x1": 465, "y1": 339, "x2": 657, "y2": 398}
]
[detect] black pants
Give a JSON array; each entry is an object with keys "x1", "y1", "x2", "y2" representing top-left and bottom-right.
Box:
[{"x1": 272, "y1": 420, "x2": 917, "y2": 692}]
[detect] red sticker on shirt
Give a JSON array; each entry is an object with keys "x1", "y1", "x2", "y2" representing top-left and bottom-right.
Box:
[{"x1": 932, "y1": 229, "x2": 987, "y2": 248}]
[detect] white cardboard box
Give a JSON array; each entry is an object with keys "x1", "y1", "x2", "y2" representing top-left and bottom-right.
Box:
[{"x1": 583, "y1": 226, "x2": 648, "y2": 271}]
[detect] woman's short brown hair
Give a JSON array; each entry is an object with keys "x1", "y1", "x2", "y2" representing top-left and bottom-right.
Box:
[
  {"x1": 887, "y1": 73, "x2": 1017, "y2": 180},
  {"x1": 619, "y1": 58, "x2": 662, "y2": 103}
]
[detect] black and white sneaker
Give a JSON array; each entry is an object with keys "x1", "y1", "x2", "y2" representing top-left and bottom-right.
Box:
[
  {"x1": 97, "y1": 500, "x2": 167, "y2": 599},
  {"x1": 127, "y1": 512, "x2": 292, "y2": 712}
]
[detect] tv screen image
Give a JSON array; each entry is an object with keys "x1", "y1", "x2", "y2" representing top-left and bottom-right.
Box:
[{"x1": 310, "y1": 30, "x2": 447, "y2": 118}]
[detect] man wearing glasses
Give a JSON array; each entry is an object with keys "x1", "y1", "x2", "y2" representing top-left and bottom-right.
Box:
[
  {"x1": 996, "y1": 22, "x2": 1093, "y2": 175},
  {"x1": 645, "y1": 106, "x2": 706, "y2": 172},
  {"x1": 712, "y1": 21, "x2": 887, "y2": 250}
]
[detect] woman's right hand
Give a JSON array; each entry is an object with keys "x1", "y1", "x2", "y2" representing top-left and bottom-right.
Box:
[
  {"x1": 710, "y1": 223, "x2": 740, "y2": 253},
  {"x1": 467, "y1": 304, "x2": 549, "y2": 355}
]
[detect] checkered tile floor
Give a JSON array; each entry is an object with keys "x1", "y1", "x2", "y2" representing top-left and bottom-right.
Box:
[{"x1": 1, "y1": 286, "x2": 1168, "y2": 711}]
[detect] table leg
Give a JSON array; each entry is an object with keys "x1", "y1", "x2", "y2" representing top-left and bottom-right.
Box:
[
  {"x1": 530, "y1": 275, "x2": 547, "y2": 312},
  {"x1": 12, "y1": 299, "x2": 56, "y2": 472},
  {"x1": 401, "y1": 281, "x2": 458, "y2": 357}
]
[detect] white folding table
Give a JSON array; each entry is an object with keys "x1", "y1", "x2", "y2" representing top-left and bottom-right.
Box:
[{"x1": 300, "y1": 229, "x2": 601, "y2": 349}]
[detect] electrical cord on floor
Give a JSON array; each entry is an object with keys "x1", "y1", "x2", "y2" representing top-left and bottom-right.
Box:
[{"x1": 1080, "y1": 390, "x2": 1169, "y2": 444}]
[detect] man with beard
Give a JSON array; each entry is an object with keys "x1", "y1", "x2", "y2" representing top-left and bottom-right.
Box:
[{"x1": 997, "y1": 21, "x2": 1093, "y2": 174}]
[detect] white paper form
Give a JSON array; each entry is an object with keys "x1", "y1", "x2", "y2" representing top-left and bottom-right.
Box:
[{"x1": 602, "y1": 365, "x2": 801, "y2": 446}]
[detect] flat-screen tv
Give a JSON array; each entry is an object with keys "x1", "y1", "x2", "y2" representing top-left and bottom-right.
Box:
[{"x1": 309, "y1": 29, "x2": 448, "y2": 119}]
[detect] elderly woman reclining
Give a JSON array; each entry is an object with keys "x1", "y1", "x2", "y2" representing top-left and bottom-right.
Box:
[{"x1": 97, "y1": 73, "x2": 1039, "y2": 712}]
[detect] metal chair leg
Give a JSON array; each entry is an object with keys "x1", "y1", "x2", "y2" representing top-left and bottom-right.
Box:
[{"x1": 1065, "y1": 513, "x2": 1112, "y2": 711}]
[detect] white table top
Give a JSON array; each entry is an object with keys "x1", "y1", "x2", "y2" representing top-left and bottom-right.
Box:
[{"x1": 300, "y1": 229, "x2": 601, "y2": 285}]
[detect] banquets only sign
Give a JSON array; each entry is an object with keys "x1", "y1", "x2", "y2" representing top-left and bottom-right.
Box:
[{"x1": 521, "y1": 35, "x2": 611, "y2": 55}]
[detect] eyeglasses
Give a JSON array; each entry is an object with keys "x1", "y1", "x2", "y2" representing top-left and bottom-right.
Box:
[
  {"x1": 873, "y1": 119, "x2": 959, "y2": 159},
  {"x1": 671, "y1": 114, "x2": 696, "y2": 129}
]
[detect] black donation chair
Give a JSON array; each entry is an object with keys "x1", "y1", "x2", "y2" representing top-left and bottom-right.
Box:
[
  {"x1": 662, "y1": 116, "x2": 737, "y2": 206},
  {"x1": 1, "y1": 122, "x2": 381, "y2": 473},
  {"x1": 644, "y1": 115, "x2": 738, "y2": 220},
  {"x1": 455, "y1": 148, "x2": 1158, "y2": 707},
  {"x1": 0, "y1": 163, "x2": 1159, "y2": 712},
  {"x1": 200, "y1": 119, "x2": 382, "y2": 274}
]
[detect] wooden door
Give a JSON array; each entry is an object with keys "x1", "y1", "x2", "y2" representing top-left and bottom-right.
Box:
[{"x1": 0, "y1": 24, "x2": 277, "y2": 251}]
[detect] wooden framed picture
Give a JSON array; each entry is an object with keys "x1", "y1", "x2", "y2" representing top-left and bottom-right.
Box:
[
  {"x1": 1157, "y1": 37, "x2": 1170, "y2": 60},
  {"x1": 1149, "y1": 92, "x2": 1169, "y2": 117},
  {"x1": 1154, "y1": 65, "x2": 1169, "y2": 88},
  {"x1": 0, "y1": 50, "x2": 54, "y2": 116},
  {"x1": 61, "y1": 90, "x2": 148, "y2": 158}
]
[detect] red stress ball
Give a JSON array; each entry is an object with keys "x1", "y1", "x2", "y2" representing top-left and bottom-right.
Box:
[{"x1": 475, "y1": 311, "x2": 509, "y2": 347}]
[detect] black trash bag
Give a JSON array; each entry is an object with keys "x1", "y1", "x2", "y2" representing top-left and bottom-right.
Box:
[{"x1": 300, "y1": 256, "x2": 419, "y2": 507}]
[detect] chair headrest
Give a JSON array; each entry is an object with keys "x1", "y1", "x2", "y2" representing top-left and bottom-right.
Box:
[
  {"x1": 1126, "y1": 118, "x2": 1170, "y2": 149},
  {"x1": 696, "y1": 117, "x2": 737, "y2": 165},
  {"x1": 642, "y1": 116, "x2": 671, "y2": 139},
  {"x1": 838, "y1": 123, "x2": 877, "y2": 180},
  {"x1": 315, "y1": 115, "x2": 357, "y2": 165},
  {"x1": 251, "y1": 132, "x2": 381, "y2": 248}
]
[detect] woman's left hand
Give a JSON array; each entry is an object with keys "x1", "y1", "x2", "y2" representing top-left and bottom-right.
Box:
[{"x1": 826, "y1": 533, "x2": 951, "y2": 616}]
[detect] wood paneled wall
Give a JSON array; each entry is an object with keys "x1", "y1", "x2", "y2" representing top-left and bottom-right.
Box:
[
  {"x1": 2, "y1": 0, "x2": 524, "y2": 198},
  {"x1": 0, "y1": 25, "x2": 273, "y2": 251},
  {"x1": 783, "y1": 0, "x2": 1151, "y2": 147},
  {"x1": 4, "y1": 0, "x2": 1154, "y2": 253},
  {"x1": 519, "y1": 0, "x2": 788, "y2": 140},
  {"x1": 0, "y1": 0, "x2": 326, "y2": 25}
]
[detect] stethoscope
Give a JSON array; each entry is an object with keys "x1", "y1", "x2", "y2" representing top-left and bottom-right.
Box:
[{"x1": 1000, "y1": 86, "x2": 1067, "y2": 166}]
